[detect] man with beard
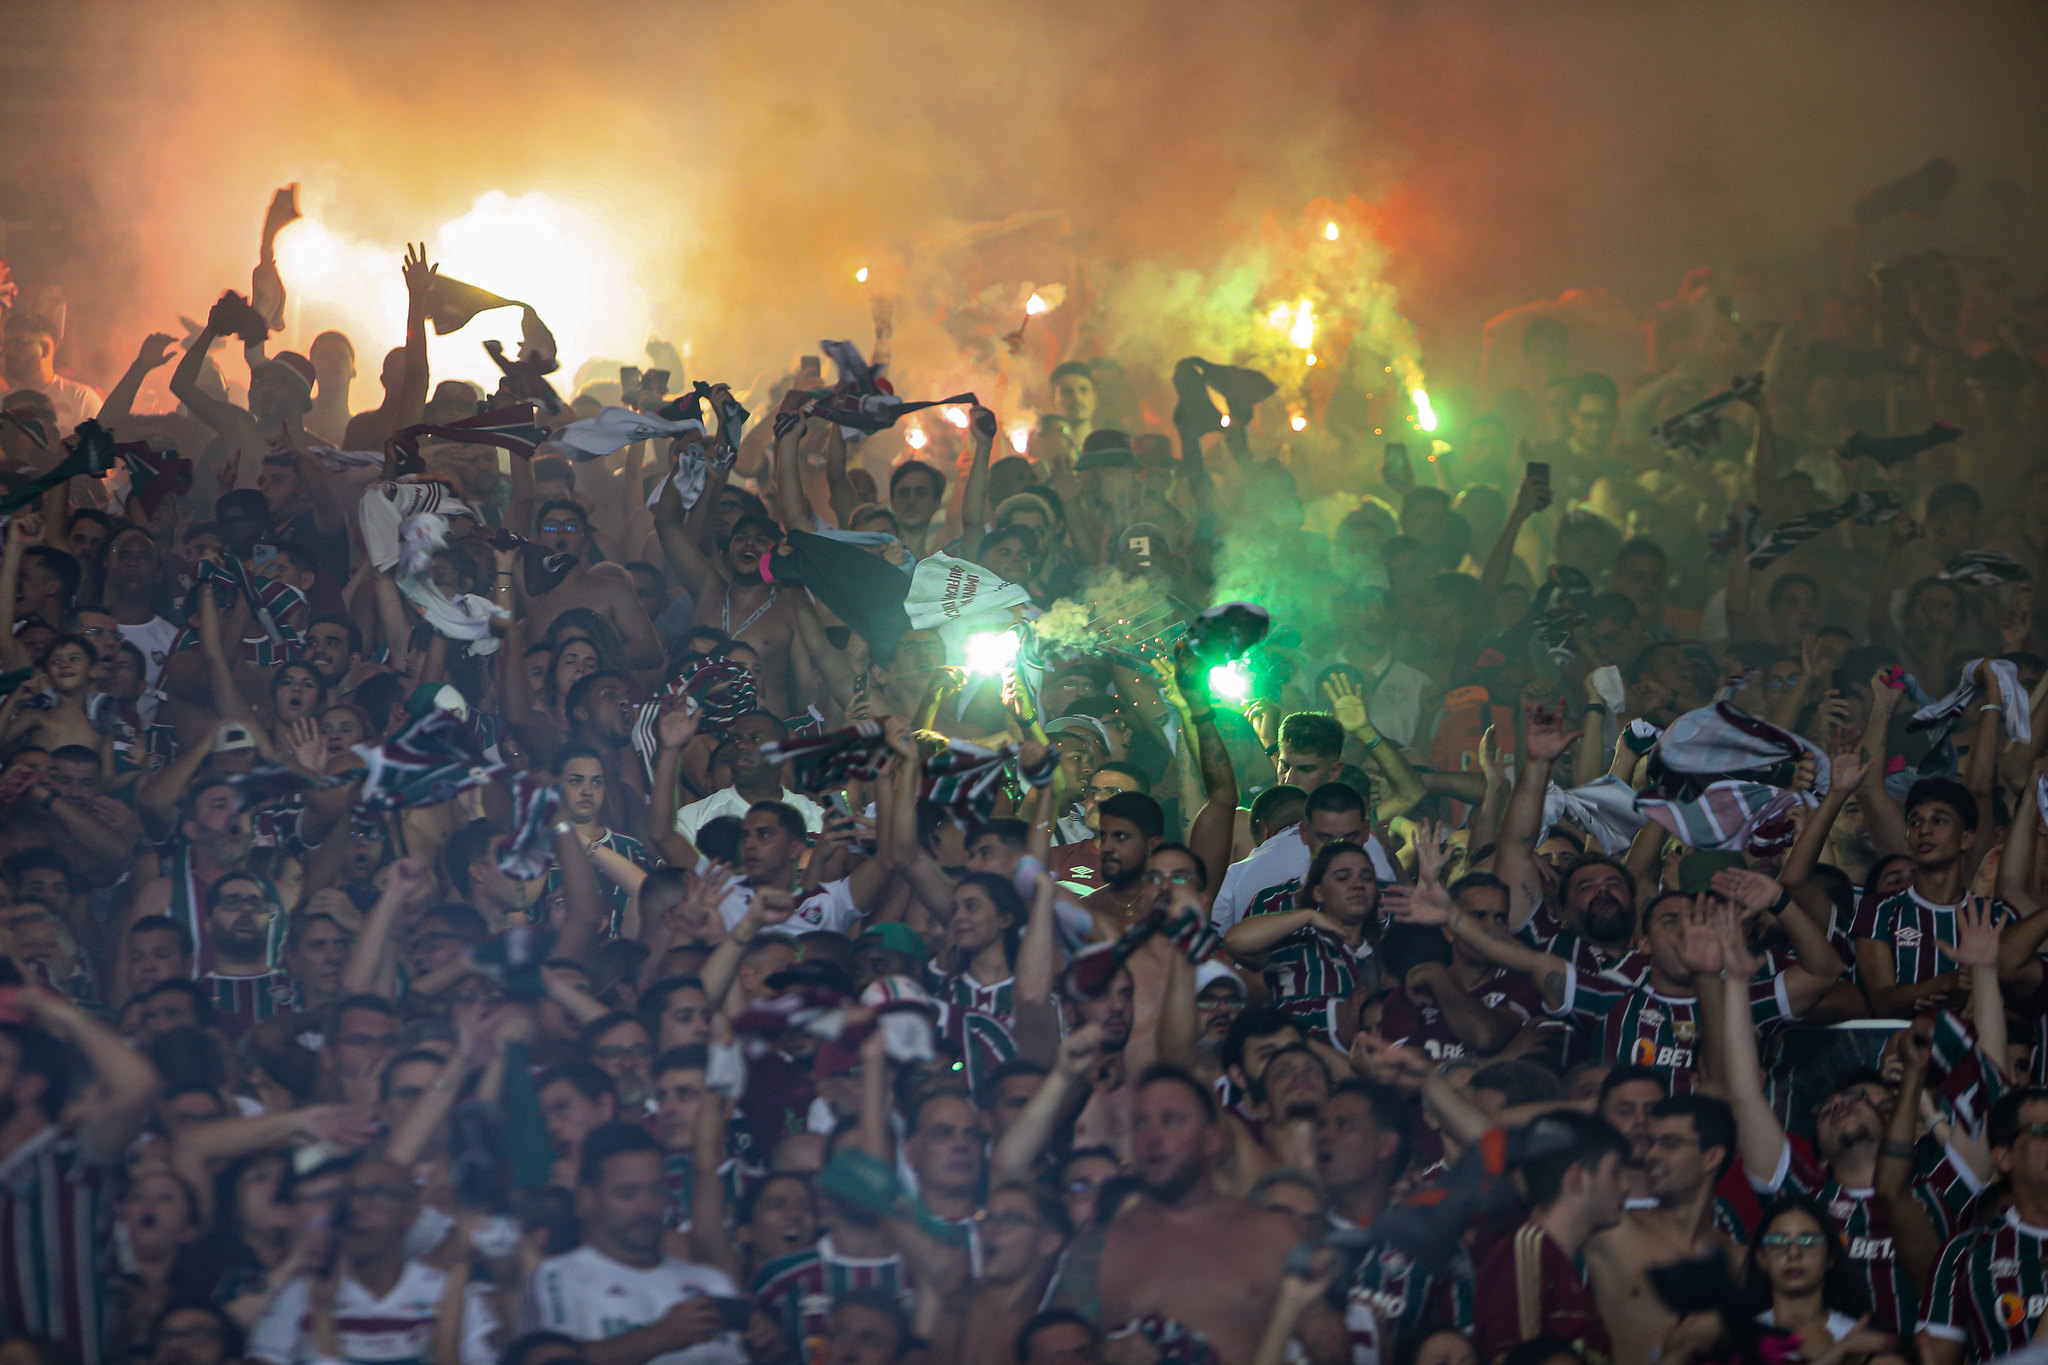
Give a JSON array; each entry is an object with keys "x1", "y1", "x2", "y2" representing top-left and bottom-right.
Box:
[
  {"x1": 1098, "y1": 1067, "x2": 1343, "y2": 1364},
  {"x1": 1585, "y1": 1094, "x2": 1740, "y2": 1365},
  {"x1": 527, "y1": 1127, "x2": 745, "y2": 1364},
  {"x1": 1082, "y1": 791, "x2": 1163, "y2": 933},
  {"x1": 1398, "y1": 875, "x2": 1841, "y2": 1093},
  {"x1": 0, "y1": 983, "x2": 162, "y2": 1360},
  {"x1": 198, "y1": 872, "x2": 293, "y2": 1036},
  {"x1": 169, "y1": 282, "x2": 336, "y2": 498},
  {"x1": 1496, "y1": 703, "x2": 1643, "y2": 956},
  {"x1": 1720, "y1": 913, "x2": 1980, "y2": 1339},
  {"x1": 123, "y1": 779, "x2": 255, "y2": 968},
  {"x1": 553, "y1": 741, "x2": 653, "y2": 934},
  {"x1": 521, "y1": 499, "x2": 666, "y2": 673},
  {"x1": 251, "y1": 1153, "x2": 499, "y2": 1364},
  {"x1": 300, "y1": 614, "x2": 364, "y2": 699}
]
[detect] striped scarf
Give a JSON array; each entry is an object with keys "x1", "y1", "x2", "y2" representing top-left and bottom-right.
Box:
[
  {"x1": 921, "y1": 739, "x2": 1016, "y2": 829},
  {"x1": 351, "y1": 706, "x2": 502, "y2": 811},
  {"x1": 1638, "y1": 780, "x2": 1803, "y2": 854},
  {"x1": 499, "y1": 773, "x2": 562, "y2": 879},
  {"x1": 1909, "y1": 656, "x2": 2031, "y2": 745},
  {"x1": 1745, "y1": 490, "x2": 1907, "y2": 570},
  {"x1": 1937, "y1": 550, "x2": 2030, "y2": 587},
  {"x1": 1650, "y1": 372, "x2": 1762, "y2": 457},
  {"x1": 1925, "y1": 1008, "x2": 2003, "y2": 1137},
  {"x1": 761, "y1": 721, "x2": 891, "y2": 794},
  {"x1": 388, "y1": 403, "x2": 545, "y2": 476},
  {"x1": 1839, "y1": 420, "x2": 1963, "y2": 468},
  {"x1": 171, "y1": 559, "x2": 305, "y2": 666}
]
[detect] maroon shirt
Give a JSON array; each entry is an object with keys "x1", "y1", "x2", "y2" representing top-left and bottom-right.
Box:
[
  {"x1": 1473, "y1": 1223, "x2": 1611, "y2": 1365},
  {"x1": 1377, "y1": 967, "x2": 1541, "y2": 1062}
]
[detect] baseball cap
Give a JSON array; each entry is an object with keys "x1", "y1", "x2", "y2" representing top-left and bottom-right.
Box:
[{"x1": 855, "y1": 923, "x2": 928, "y2": 967}]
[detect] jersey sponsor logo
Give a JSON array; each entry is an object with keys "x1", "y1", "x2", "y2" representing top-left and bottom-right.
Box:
[
  {"x1": 1633, "y1": 1040, "x2": 1693, "y2": 1069},
  {"x1": 1420, "y1": 1038, "x2": 1468, "y2": 1061},
  {"x1": 1830, "y1": 1200, "x2": 1856, "y2": 1222},
  {"x1": 1846, "y1": 1236, "x2": 1894, "y2": 1261},
  {"x1": 1998, "y1": 1293, "x2": 2048, "y2": 1327}
]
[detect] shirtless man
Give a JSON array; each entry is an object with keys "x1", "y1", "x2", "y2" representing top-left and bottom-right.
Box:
[
  {"x1": 1585, "y1": 1094, "x2": 1739, "y2": 1365},
  {"x1": 658, "y1": 487, "x2": 809, "y2": 717},
  {"x1": 518, "y1": 497, "x2": 664, "y2": 674},
  {"x1": 1099, "y1": 1067, "x2": 1343, "y2": 1364}
]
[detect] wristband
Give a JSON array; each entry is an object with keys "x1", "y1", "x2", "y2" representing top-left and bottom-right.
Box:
[
  {"x1": 1584, "y1": 701, "x2": 1608, "y2": 713},
  {"x1": 1767, "y1": 888, "x2": 1791, "y2": 915},
  {"x1": 550, "y1": 820, "x2": 574, "y2": 837},
  {"x1": 1360, "y1": 734, "x2": 1384, "y2": 752}
]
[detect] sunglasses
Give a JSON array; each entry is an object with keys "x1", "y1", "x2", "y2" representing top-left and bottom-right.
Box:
[{"x1": 1760, "y1": 1232, "x2": 1825, "y2": 1249}]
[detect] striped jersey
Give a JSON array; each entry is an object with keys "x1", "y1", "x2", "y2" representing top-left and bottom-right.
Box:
[
  {"x1": 1523, "y1": 901, "x2": 1652, "y2": 986},
  {"x1": 663, "y1": 1150, "x2": 747, "y2": 1233},
  {"x1": 1343, "y1": 1228, "x2": 1472, "y2": 1361},
  {"x1": 205, "y1": 968, "x2": 298, "y2": 1037},
  {"x1": 1920, "y1": 1207, "x2": 2048, "y2": 1361},
  {"x1": 1754, "y1": 1135, "x2": 1980, "y2": 1334},
  {"x1": 0, "y1": 1127, "x2": 113, "y2": 1363},
  {"x1": 933, "y1": 970, "x2": 1015, "y2": 1031},
  {"x1": 752, "y1": 1236, "x2": 910, "y2": 1348},
  {"x1": 1849, "y1": 886, "x2": 2012, "y2": 988},
  {"x1": 547, "y1": 829, "x2": 653, "y2": 937},
  {"x1": 1552, "y1": 967, "x2": 1794, "y2": 1092},
  {"x1": 1242, "y1": 899, "x2": 1373, "y2": 1044}
]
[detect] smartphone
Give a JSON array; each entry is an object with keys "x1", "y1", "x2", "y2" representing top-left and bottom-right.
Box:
[
  {"x1": 825, "y1": 791, "x2": 852, "y2": 822},
  {"x1": 1382, "y1": 442, "x2": 1412, "y2": 485},
  {"x1": 799, "y1": 355, "x2": 823, "y2": 381},
  {"x1": 711, "y1": 1297, "x2": 754, "y2": 1331},
  {"x1": 1526, "y1": 461, "x2": 1550, "y2": 482},
  {"x1": 619, "y1": 365, "x2": 642, "y2": 395}
]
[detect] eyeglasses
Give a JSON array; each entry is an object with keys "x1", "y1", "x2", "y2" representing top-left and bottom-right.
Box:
[
  {"x1": 538, "y1": 522, "x2": 582, "y2": 536},
  {"x1": 1064, "y1": 1177, "x2": 1101, "y2": 1196},
  {"x1": 213, "y1": 894, "x2": 270, "y2": 912},
  {"x1": 1145, "y1": 869, "x2": 1198, "y2": 886},
  {"x1": 1760, "y1": 1232, "x2": 1825, "y2": 1249}
]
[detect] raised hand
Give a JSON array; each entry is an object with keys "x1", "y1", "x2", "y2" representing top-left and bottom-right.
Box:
[
  {"x1": 1709, "y1": 867, "x2": 1785, "y2": 919},
  {"x1": 1935, "y1": 896, "x2": 2001, "y2": 973},
  {"x1": 134, "y1": 332, "x2": 179, "y2": 370},
  {"x1": 1709, "y1": 901, "x2": 1760, "y2": 982},
  {"x1": 1382, "y1": 881, "x2": 1454, "y2": 927},
  {"x1": 1675, "y1": 908, "x2": 1725, "y2": 978},
  {"x1": 750, "y1": 887, "x2": 798, "y2": 930},
  {"x1": 1411, "y1": 818, "x2": 1453, "y2": 887},
  {"x1": 1057, "y1": 1022, "x2": 1107, "y2": 1080},
  {"x1": 655, "y1": 695, "x2": 701, "y2": 751},
  {"x1": 401, "y1": 243, "x2": 439, "y2": 299},
  {"x1": 285, "y1": 717, "x2": 326, "y2": 772},
  {"x1": 1322, "y1": 673, "x2": 1371, "y2": 733},
  {"x1": 1478, "y1": 725, "x2": 1507, "y2": 789},
  {"x1": 1521, "y1": 701, "x2": 1582, "y2": 764}
]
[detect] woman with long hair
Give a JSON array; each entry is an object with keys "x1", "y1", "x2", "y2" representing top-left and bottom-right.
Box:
[
  {"x1": 1224, "y1": 839, "x2": 1382, "y2": 1043},
  {"x1": 1745, "y1": 1195, "x2": 1905, "y2": 1365},
  {"x1": 937, "y1": 871, "x2": 1028, "y2": 1029}
]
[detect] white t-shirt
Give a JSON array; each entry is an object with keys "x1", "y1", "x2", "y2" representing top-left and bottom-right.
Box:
[
  {"x1": 1208, "y1": 825, "x2": 1399, "y2": 932},
  {"x1": 250, "y1": 1261, "x2": 496, "y2": 1365},
  {"x1": 525, "y1": 1245, "x2": 745, "y2": 1364},
  {"x1": 25, "y1": 374, "x2": 102, "y2": 435},
  {"x1": 714, "y1": 875, "x2": 862, "y2": 935},
  {"x1": 675, "y1": 785, "x2": 823, "y2": 843},
  {"x1": 118, "y1": 616, "x2": 180, "y2": 692}
]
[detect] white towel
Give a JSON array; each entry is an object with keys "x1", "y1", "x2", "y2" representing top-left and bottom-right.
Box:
[{"x1": 359, "y1": 483, "x2": 477, "y2": 573}]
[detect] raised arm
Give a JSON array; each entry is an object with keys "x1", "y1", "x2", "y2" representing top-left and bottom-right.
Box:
[
  {"x1": 1710, "y1": 869, "x2": 1844, "y2": 1016},
  {"x1": 1875, "y1": 1024, "x2": 1945, "y2": 1300},
  {"x1": 958, "y1": 405, "x2": 996, "y2": 560},
  {"x1": 1324, "y1": 673, "x2": 1425, "y2": 822},
  {"x1": 98, "y1": 333, "x2": 178, "y2": 430},
  {"x1": 1714, "y1": 916, "x2": 1790, "y2": 1184},
  {"x1": 17, "y1": 987, "x2": 161, "y2": 1162},
  {"x1": 1477, "y1": 462, "x2": 1549, "y2": 605},
  {"x1": 1496, "y1": 702, "x2": 1581, "y2": 931},
  {"x1": 1384, "y1": 880, "x2": 1573, "y2": 1011},
  {"x1": 342, "y1": 858, "x2": 430, "y2": 997},
  {"x1": 166, "y1": 317, "x2": 250, "y2": 439}
]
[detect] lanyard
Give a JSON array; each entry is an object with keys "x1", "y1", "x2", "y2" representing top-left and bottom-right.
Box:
[{"x1": 723, "y1": 580, "x2": 778, "y2": 638}]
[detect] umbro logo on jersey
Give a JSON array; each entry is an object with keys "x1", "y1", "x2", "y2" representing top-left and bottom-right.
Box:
[
  {"x1": 1990, "y1": 1257, "x2": 2022, "y2": 1277},
  {"x1": 1894, "y1": 928, "x2": 1922, "y2": 946},
  {"x1": 1638, "y1": 1008, "x2": 1664, "y2": 1027},
  {"x1": 1830, "y1": 1201, "x2": 1856, "y2": 1222}
]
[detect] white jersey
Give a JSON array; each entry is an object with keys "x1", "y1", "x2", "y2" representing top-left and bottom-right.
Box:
[
  {"x1": 249, "y1": 1260, "x2": 496, "y2": 1365},
  {"x1": 714, "y1": 874, "x2": 863, "y2": 935},
  {"x1": 525, "y1": 1245, "x2": 745, "y2": 1365}
]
